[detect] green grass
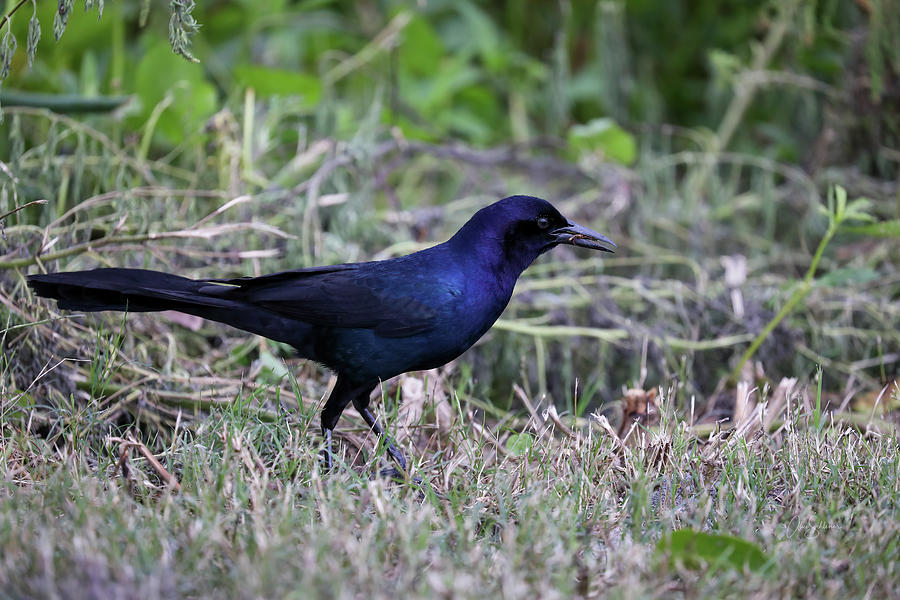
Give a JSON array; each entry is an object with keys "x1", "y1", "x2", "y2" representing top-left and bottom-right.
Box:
[{"x1": 1, "y1": 398, "x2": 898, "y2": 598}]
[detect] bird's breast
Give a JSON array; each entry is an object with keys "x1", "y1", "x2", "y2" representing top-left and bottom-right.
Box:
[{"x1": 318, "y1": 271, "x2": 514, "y2": 383}]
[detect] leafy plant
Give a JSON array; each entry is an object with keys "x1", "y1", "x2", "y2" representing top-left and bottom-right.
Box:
[
  {"x1": 0, "y1": 0, "x2": 200, "y2": 87},
  {"x1": 731, "y1": 185, "x2": 880, "y2": 381},
  {"x1": 567, "y1": 117, "x2": 637, "y2": 165}
]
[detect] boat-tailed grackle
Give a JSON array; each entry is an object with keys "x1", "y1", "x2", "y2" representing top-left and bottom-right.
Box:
[{"x1": 28, "y1": 195, "x2": 615, "y2": 475}]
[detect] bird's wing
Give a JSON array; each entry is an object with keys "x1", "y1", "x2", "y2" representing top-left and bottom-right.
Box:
[{"x1": 200, "y1": 264, "x2": 439, "y2": 338}]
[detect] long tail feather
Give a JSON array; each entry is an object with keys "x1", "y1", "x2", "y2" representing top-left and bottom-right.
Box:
[
  {"x1": 27, "y1": 268, "x2": 228, "y2": 312},
  {"x1": 27, "y1": 268, "x2": 310, "y2": 348}
]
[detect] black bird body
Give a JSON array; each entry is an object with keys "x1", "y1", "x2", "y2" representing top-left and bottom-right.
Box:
[{"x1": 28, "y1": 195, "x2": 615, "y2": 473}]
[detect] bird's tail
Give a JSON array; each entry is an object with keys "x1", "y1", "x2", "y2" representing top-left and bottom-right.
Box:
[
  {"x1": 27, "y1": 268, "x2": 307, "y2": 346},
  {"x1": 27, "y1": 268, "x2": 233, "y2": 313}
]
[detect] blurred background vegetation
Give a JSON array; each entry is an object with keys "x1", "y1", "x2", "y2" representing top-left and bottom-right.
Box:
[{"x1": 1, "y1": 0, "x2": 898, "y2": 425}]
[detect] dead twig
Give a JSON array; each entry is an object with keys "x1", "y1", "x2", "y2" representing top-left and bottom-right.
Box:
[{"x1": 108, "y1": 433, "x2": 182, "y2": 492}]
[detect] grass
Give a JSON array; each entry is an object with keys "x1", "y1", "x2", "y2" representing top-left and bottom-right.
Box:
[{"x1": 1, "y1": 392, "x2": 898, "y2": 598}]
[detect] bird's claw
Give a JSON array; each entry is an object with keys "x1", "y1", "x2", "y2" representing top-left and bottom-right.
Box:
[
  {"x1": 384, "y1": 443, "x2": 407, "y2": 472},
  {"x1": 376, "y1": 466, "x2": 423, "y2": 486}
]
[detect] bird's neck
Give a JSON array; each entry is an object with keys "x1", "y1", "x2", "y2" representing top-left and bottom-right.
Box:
[
  {"x1": 444, "y1": 235, "x2": 536, "y2": 296},
  {"x1": 483, "y1": 241, "x2": 534, "y2": 287}
]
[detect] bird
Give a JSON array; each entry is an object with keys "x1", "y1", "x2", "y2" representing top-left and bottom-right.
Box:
[{"x1": 27, "y1": 195, "x2": 615, "y2": 475}]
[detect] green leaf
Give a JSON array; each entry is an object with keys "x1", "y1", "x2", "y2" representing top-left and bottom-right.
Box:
[
  {"x1": 389, "y1": 112, "x2": 438, "y2": 142},
  {"x1": 843, "y1": 220, "x2": 900, "y2": 237},
  {"x1": 233, "y1": 65, "x2": 321, "y2": 106},
  {"x1": 505, "y1": 433, "x2": 533, "y2": 457},
  {"x1": 657, "y1": 530, "x2": 770, "y2": 573},
  {"x1": 258, "y1": 350, "x2": 289, "y2": 383},
  {"x1": 842, "y1": 198, "x2": 876, "y2": 223},
  {"x1": 708, "y1": 48, "x2": 742, "y2": 88},
  {"x1": 816, "y1": 267, "x2": 879, "y2": 287},
  {"x1": 567, "y1": 118, "x2": 637, "y2": 165},
  {"x1": 455, "y1": 2, "x2": 505, "y2": 71},
  {"x1": 433, "y1": 85, "x2": 501, "y2": 144},
  {"x1": 129, "y1": 38, "x2": 217, "y2": 145},
  {"x1": 822, "y1": 186, "x2": 874, "y2": 227},
  {"x1": 834, "y1": 184, "x2": 847, "y2": 219},
  {"x1": 414, "y1": 58, "x2": 480, "y2": 112},
  {"x1": 441, "y1": 107, "x2": 493, "y2": 143},
  {"x1": 397, "y1": 16, "x2": 444, "y2": 75},
  {"x1": 3, "y1": 391, "x2": 34, "y2": 420}
]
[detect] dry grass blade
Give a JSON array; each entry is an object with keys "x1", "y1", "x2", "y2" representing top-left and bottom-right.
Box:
[
  {"x1": 108, "y1": 433, "x2": 182, "y2": 492},
  {"x1": 514, "y1": 383, "x2": 545, "y2": 430},
  {"x1": 543, "y1": 404, "x2": 576, "y2": 439},
  {"x1": 765, "y1": 377, "x2": 796, "y2": 430},
  {"x1": 0, "y1": 199, "x2": 46, "y2": 222}
]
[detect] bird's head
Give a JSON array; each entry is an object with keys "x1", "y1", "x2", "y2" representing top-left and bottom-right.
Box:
[{"x1": 451, "y1": 195, "x2": 615, "y2": 275}]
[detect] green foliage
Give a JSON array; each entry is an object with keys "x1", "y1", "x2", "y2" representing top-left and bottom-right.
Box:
[
  {"x1": 0, "y1": 0, "x2": 891, "y2": 166},
  {"x1": 865, "y1": 0, "x2": 900, "y2": 99},
  {"x1": 843, "y1": 220, "x2": 900, "y2": 238},
  {"x1": 232, "y1": 65, "x2": 321, "y2": 105},
  {"x1": 257, "y1": 350, "x2": 291, "y2": 384},
  {"x1": 818, "y1": 185, "x2": 876, "y2": 228},
  {"x1": 168, "y1": 0, "x2": 200, "y2": 63},
  {"x1": 53, "y1": 0, "x2": 74, "y2": 42},
  {"x1": 0, "y1": 0, "x2": 190, "y2": 91},
  {"x1": 129, "y1": 37, "x2": 217, "y2": 144},
  {"x1": 567, "y1": 118, "x2": 637, "y2": 165},
  {"x1": 657, "y1": 530, "x2": 771, "y2": 573},
  {"x1": 816, "y1": 267, "x2": 880, "y2": 288},
  {"x1": 0, "y1": 28, "x2": 14, "y2": 80},
  {"x1": 504, "y1": 432, "x2": 533, "y2": 456},
  {"x1": 25, "y1": 10, "x2": 40, "y2": 69},
  {"x1": 730, "y1": 186, "x2": 879, "y2": 381}
]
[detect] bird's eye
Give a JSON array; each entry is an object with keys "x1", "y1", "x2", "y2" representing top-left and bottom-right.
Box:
[{"x1": 536, "y1": 217, "x2": 550, "y2": 230}]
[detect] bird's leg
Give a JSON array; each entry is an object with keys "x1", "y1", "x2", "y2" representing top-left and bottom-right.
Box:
[
  {"x1": 356, "y1": 405, "x2": 407, "y2": 472},
  {"x1": 321, "y1": 427, "x2": 333, "y2": 471},
  {"x1": 319, "y1": 377, "x2": 373, "y2": 472},
  {"x1": 352, "y1": 394, "x2": 409, "y2": 475},
  {"x1": 319, "y1": 377, "x2": 410, "y2": 478}
]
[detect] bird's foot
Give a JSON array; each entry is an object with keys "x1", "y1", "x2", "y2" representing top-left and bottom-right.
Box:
[
  {"x1": 377, "y1": 466, "x2": 405, "y2": 480},
  {"x1": 359, "y1": 406, "x2": 411, "y2": 473},
  {"x1": 384, "y1": 442, "x2": 407, "y2": 472},
  {"x1": 369, "y1": 434, "x2": 421, "y2": 484},
  {"x1": 376, "y1": 466, "x2": 424, "y2": 487},
  {"x1": 321, "y1": 426, "x2": 413, "y2": 481}
]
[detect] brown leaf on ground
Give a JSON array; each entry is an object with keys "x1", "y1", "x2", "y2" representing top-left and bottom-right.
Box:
[
  {"x1": 602, "y1": 387, "x2": 659, "y2": 439},
  {"x1": 392, "y1": 368, "x2": 455, "y2": 446},
  {"x1": 851, "y1": 379, "x2": 900, "y2": 415}
]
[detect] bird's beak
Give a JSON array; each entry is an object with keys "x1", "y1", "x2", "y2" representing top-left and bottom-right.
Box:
[{"x1": 551, "y1": 219, "x2": 616, "y2": 253}]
